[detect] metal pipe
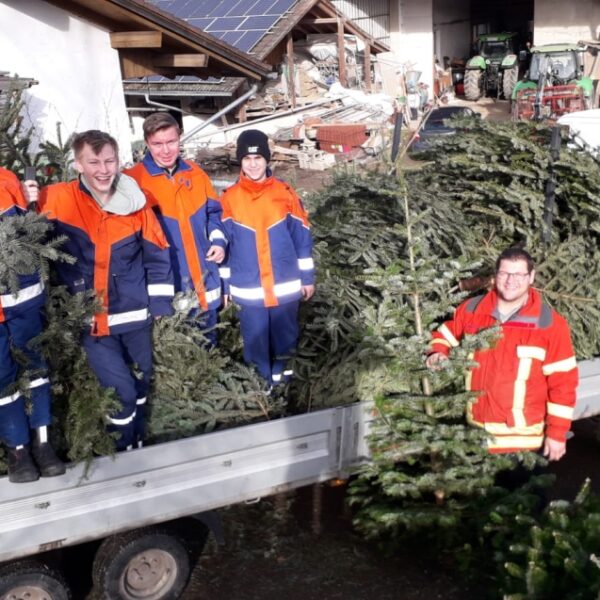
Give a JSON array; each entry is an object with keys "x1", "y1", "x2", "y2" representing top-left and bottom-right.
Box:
[
  {"x1": 144, "y1": 94, "x2": 187, "y2": 114},
  {"x1": 185, "y1": 94, "x2": 349, "y2": 142},
  {"x1": 181, "y1": 84, "x2": 259, "y2": 143}
]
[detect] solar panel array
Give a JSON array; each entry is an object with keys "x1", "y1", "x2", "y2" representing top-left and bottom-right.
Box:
[{"x1": 149, "y1": 0, "x2": 297, "y2": 53}]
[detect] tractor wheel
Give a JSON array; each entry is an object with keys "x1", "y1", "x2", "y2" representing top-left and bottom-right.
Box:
[
  {"x1": 464, "y1": 69, "x2": 483, "y2": 101},
  {"x1": 502, "y1": 66, "x2": 518, "y2": 101}
]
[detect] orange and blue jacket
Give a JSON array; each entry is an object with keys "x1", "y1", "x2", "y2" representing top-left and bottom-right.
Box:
[
  {"x1": 0, "y1": 167, "x2": 45, "y2": 323},
  {"x1": 220, "y1": 171, "x2": 314, "y2": 308},
  {"x1": 125, "y1": 155, "x2": 224, "y2": 311},
  {"x1": 430, "y1": 289, "x2": 578, "y2": 453},
  {"x1": 38, "y1": 179, "x2": 174, "y2": 336}
]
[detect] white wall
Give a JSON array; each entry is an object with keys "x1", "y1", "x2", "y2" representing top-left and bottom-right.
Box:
[
  {"x1": 534, "y1": 0, "x2": 600, "y2": 45},
  {"x1": 433, "y1": 0, "x2": 471, "y2": 63},
  {"x1": 0, "y1": 0, "x2": 132, "y2": 162},
  {"x1": 389, "y1": 0, "x2": 434, "y2": 93}
]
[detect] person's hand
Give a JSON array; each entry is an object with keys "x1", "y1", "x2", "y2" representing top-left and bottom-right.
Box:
[
  {"x1": 222, "y1": 294, "x2": 231, "y2": 308},
  {"x1": 543, "y1": 437, "x2": 566, "y2": 461},
  {"x1": 22, "y1": 180, "x2": 39, "y2": 204},
  {"x1": 206, "y1": 245, "x2": 225, "y2": 263},
  {"x1": 425, "y1": 352, "x2": 448, "y2": 370},
  {"x1": 301, "y1": 284, "x2": 315, "y2": 301}
]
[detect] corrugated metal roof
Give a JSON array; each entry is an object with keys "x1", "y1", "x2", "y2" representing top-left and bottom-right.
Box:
[
  {"x1": 123, "y1": 76, "x2": 246, "y2": 97},
  {"x1": 331, "y1": 0, "x2": 390, "y2": 47}
]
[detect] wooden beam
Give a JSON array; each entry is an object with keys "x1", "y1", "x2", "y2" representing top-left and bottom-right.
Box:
[
  {"x1": 364, "y1": 40, "x2": 372, "y2": 92},
  {"x1": 337, "y1": 18, "x2": 347, "y2": 87},
  {"x1": 110, "y1": 31, "x2": 162, "y2": 49},
  {"x1": 301, "y1": 17, "x2": 337, "y2": 25},
  {"x1": 286, "y1": 34, "x2": 297, "y2": 109},
  {"x1": 119, "y1": 49, "x2": 161, "y2": 79},
  {"x1": 153, "y1": 54, "x2": 208, "y2": 68}
]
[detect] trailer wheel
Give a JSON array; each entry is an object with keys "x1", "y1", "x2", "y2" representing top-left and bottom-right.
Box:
[
  {"x1": 0, "y1": 560, "x2": 71, "y2": 600},
  {"x1": 92, "y1": 528, "x2": 190, "y2": 600}
]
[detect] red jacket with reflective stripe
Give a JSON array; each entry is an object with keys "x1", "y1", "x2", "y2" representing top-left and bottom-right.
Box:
[
  {"x1": 38, "y1": 180, "x2": 174, "y2": 336},
  {"x1": 220, "y1": 172, "x2": 314, "y2": 308},
  {"x1": 430, "y1": 289, "x2": 578, "y2": 452},
  {"x1": 0, "y1": 167, "x2": 45, "y2": 323},
  {"x1": 125, "y1": 156, "x2": 224, "y2": 311}
]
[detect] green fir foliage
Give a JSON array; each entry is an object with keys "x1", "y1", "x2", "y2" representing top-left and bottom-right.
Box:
[{"x1": 149, "y1": 296, "x2": 285, "y2": 442}]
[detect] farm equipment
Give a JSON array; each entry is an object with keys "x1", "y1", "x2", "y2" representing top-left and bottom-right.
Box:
[
  {"x1": 512, "y1": 44, "x2": 595, "y2": 121},
  {"x1": 464, "y1": 32, "x2": 520, "y2": 101}
]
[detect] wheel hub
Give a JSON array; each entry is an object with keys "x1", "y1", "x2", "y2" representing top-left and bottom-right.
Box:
[
  {"x1": 3, "y1": 585, "x2": 52, "y2": 600},
  {"x1": 120, "y1": 549, "x2": 178, "y2": 599}
]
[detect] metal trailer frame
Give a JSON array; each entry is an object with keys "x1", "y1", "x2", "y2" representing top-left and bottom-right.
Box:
[
  {"x1": 0, "y1": 357, "x2": 599, "y2": 566},
  {"x1": 0, "y1": 402, "x2": 372, "y2": 564}
]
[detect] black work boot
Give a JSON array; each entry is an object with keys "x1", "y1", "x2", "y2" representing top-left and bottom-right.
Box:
[
  {"x1": 7, "y1": 446, "x2": 39, "y2": 483},
  {"x1": 31, "y1": 427, "x2": 66, "y2": 477}
]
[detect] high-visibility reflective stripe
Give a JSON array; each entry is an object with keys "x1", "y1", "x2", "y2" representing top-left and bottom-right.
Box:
[
  {"x1": 231, "y1": 280, "x2": 302, "y2": 300},
  {"x1": 465, "y1": 352, "x2": 475, "y2": 391},
  {"x1": 106, "y1": 410, "x2": 136, "y2": 426},
  {"x1": 136, "y1": 397, "x2": 147, "y2": 406},
  {"x1": 512, "y1": 356, "x2": 533, "y2": 429},
  {"x1": 272, "y1": 373, "x2": 282, "y2": 382},
  {"x1": 517, "y1": 345, "x2": 546, "y2": 361},
  {"x1": 107, "y1": 309, "x2": 149, "y2": 327},
  {"x1": 209, "y1": 230, "x2": 226, "y2": 241},
  {"x1": 0, "y1": 282, "x2": 44, "y2": 308},
  {"x1": 205, "y1": 287, "x2": 221, "y2": 303},
  {"x1": 543, "y1": 356, "x2": 577, "y2": 375},
  {"x1": 431, "y1": 338, "x2": 452, "y2": 349},
  {"x1": 439, "y1": 324, "x2": 459, "y2": 348},
  {"x1": 274, "y1": 280, "x2": 301, "y2": 297},
  {"x1": 298, "y1": 257, "x2": 314, "y2": 271},
  {"x1": 547, "y1": 402, "x2": 574, "y2": 420},
  {"x1": 219, "y1": 267, "x2": 231, "y2": 279},
  {"x1": 29, "y1": 377, "x2": 49, "y2": 389},
  {"x1": 487, "y1": 434, "x2": 544, "y2": 450},
  {"x1": 148, "y1": 283, "x2": 175, "y2": 297},
  {"x1": 283, "y1": 369, "x2": 293, "y2": 376},
  {"x1": 473, "y1": 419, "x2": 545, "y2": 436},
  {"x1": 0, "y1": 391, "x2": 21, "y2": 406},
  {"x1": 231, "y1": 285, "x2": 264, "y2": 300}
]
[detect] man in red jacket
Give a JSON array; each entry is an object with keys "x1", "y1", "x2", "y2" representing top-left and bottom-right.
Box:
[{"x1": 427, "y1": 247, "x2": 578, "y2": 461}]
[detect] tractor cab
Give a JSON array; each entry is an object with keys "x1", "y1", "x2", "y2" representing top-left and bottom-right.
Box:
[{"x1": 512, "y1": 44, "x2": 594, "y2": 121}]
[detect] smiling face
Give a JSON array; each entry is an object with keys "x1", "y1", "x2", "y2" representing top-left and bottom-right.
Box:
[
  {"x1": 241, "y1": 154, "x2": 268, "y2": 182},
  {"x1": 74, "y1": 142, "x2": 119, "y2": 202},
  {"x1": 495, "y1": 258, "x2": 535, "y2": 306},
  {"x1": 146, "y1": 126, "x2": 181, "y2": 170}
]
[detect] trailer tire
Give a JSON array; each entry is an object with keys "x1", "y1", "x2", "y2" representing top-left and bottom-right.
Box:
[
  {"x1": 0, "y1": 560, "x2": 71, "y2": 600},
  {"x1": 92, "y1": 528, "x2": 190, "y2": 600},
  {"x1": 464, "y1": 69, "x2": 483, "y2": 101}
]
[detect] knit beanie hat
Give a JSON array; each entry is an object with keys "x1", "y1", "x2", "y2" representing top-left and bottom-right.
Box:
[{"x1": 236, "y1": 129, "x2": 271, "y2": 163}]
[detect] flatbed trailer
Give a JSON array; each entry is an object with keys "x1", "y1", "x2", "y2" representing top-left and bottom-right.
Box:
[{"x1": 1, "y1": 359, "x2": 599, "y2": 599}]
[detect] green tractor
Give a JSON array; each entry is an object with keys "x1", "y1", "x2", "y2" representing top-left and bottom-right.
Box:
[
  {"x1": 512, "y1": 44, "x2": 595, "y2": 120},
  {"x1": 464, "y1": 32, "x2": 520, "y2": 101}
]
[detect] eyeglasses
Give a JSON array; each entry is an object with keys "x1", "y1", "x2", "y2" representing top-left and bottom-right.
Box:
[{"x1": 496, "y1": 271, "x2": 530, "y2": 282}]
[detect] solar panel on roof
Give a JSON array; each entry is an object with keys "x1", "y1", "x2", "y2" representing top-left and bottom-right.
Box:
[
  {"x1": 148, "y1": 0, "x2": 297, "y2": 53},
  {"x1": 242, "y1": 15, "x2": 279, "y2": 30},
  {"x1": 207, "y1": 17, "x2": 245, "y2": 32},
  {"x1": 266, "y1": 0, "x2": 295, "y2": 15},
  {"x1": 236, "y1": 30, "x2": 264, "y2": 52},
  {"x1": 242, "y1": 0, "x2": 276, "y2": 16}
]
